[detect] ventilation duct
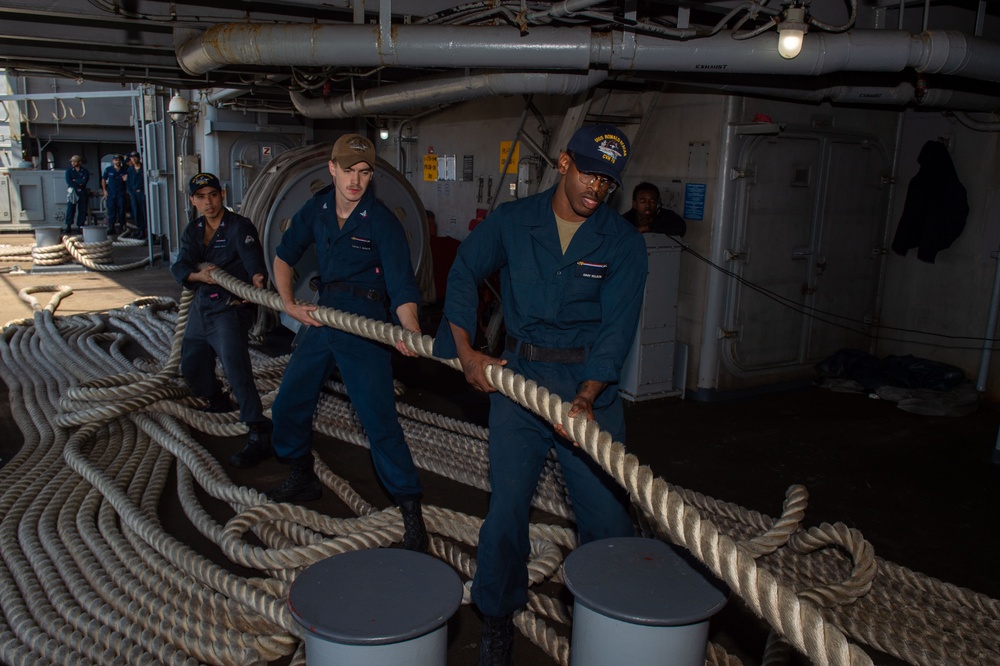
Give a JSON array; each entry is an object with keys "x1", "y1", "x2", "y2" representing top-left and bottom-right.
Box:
[
  {"x1": 177, "y1": 26, "x2": 1000, "y2": 85},
  {"x1": 176, "y1": 24, "x2": 1000, "y2": 114},
  {"x1": 289, "y1": 70, "x2": 608, "y2": 119}
]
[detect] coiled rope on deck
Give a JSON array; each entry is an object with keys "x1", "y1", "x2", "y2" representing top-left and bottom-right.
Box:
[
  {"x1": 211, "y1": 267, "x2": 1000, "y2": 666},
  {"x1": 0, "y1": 284, "x2": 584, "y2": 665},
  {"x1": 1, "y1": 235, "x2": 151, "y2": 271},
  {"x1": 0, "y1": 272, "x2": 997, "y2": 665}
]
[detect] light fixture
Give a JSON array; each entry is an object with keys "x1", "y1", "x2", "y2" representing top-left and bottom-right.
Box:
[
  {"x1": 378, "y1": 120, "x2": 390, "y2": 141},
  {"x1": 777, "y1": 5, "x2": 808, "y2": 59},
  {"x1": 168, "y1": 94, "x2": 190, "y2": 123}
]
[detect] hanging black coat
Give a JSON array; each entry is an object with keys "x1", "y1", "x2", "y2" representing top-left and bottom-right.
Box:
[{"x1": 891, "y1": 140, "x2": 969, "y2": 264}]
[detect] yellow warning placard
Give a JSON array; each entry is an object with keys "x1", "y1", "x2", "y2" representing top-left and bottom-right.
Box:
[
  {"x1": 499, "y1": 141, "x2": 520, "y2": 174},
  {"x1": 423, "y1": 154, "x2": 439, "y2": 181}
]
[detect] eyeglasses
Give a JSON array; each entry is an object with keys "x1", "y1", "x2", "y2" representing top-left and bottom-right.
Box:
[{"x1": 568, "y1": 154, "x2": 618, "y2": 194}]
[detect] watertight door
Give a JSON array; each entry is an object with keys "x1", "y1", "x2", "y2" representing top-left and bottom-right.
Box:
[{"x1": 725, "y1": 133, "x2": 889, "y2": 372}]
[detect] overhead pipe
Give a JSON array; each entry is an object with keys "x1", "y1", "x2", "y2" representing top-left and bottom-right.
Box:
[
  {"x1": 951, "y1": 111, "x2": 1000, "y2": 131},
  {"x1": 674, "y1": 80, "x2": 1000, "y2": 112},
  {"x1": 177, "y1": 24, "x2": 593, "y2": 76},
  {"x1": 204, "y1": 77, "x2": 288, "y2": 106},
  {"x1": 526, "y1": 0, "x2": 610, "y2": 22},
  {"x1": 289, "y1": 69, "x2": 608, "y2": 119},
  {"x1": 176, "y1": 25, "x2": 1000, "y2": 85}
]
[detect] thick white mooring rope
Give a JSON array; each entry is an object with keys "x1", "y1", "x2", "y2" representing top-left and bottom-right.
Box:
[
  {"x1": 0, "y1": 271, "x2": 997, "y2": 666},
  {"x1": 0, "y1": 235, "x2": 151, "y2": 272}
]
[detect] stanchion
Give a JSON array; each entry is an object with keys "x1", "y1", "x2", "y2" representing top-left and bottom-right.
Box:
[
  {"x1": 288, "y1": 548, "x2": 464, "y2": 665},
  {"x1": 563, "y1": 537, "x2": 728, "y2": 666}
]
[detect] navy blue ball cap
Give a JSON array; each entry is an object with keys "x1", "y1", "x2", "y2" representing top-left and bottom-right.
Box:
[
  {"x1": 566, "y1": 124, "x2": 630, "y2": 187},
  {"x1": 189, "y1": 172, "x2": 222, "y2": 195}
]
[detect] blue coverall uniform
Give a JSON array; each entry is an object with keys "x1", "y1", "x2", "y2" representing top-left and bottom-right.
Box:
[
  {"x1": 102, "y1": 164, "x2": 128, "y2": 232},
  {"x1": 271, "y1": 183, "x2": 423, "y2": 499},
  {"x1": 171, "y1": 209, "x2": 269, "y2": 427},
  {"x1": 65, "y1": 165, "x2": 89, "y2": 231},
  {"x1": 434, "y1": 185, "x2": 648, "y2": 617},
  {"x1": 126, "y1": 163, "x2": 147, "y2": 238}
]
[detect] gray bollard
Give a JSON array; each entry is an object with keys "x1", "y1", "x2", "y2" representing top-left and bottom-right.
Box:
[
  {"x1": 288, "y1": 548, "x2": 463, "y2": 666},
  {"x1": 34, "y1": 227, "x2": 62, "y2": 247},
  {"x1": 563, "y1": 537, "x2": 728, "y2": 666},
  {"x1": 81, "y1": 226, "x2": 108, "y2": 243}
]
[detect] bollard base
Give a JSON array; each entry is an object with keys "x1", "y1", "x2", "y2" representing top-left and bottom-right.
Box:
[
  {"x1": 34, "y1": 227, "x2": 62, "y2": 248},
  {"x1": 81, "y1": 226, "x2": 109, "y2": 243},
  {"x1": 563, "y1": 537, "x2": 728, "y2": 666},
  {"x1": 288, "y1": 548, "x2": 463, "y2": 666},
  {"x1": 571, "y1": 602, "x2": 709, "y2": 666},
  {"x1": 303, "y1": 625, "x2": 448, "y2": 666}
]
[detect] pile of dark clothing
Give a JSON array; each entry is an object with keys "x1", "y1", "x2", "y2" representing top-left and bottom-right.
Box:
[
  {"x1": 815, "y1": 348, "x2": 979, "y2": 416},
  {"x1": 891, "y1": 140, "x2": 969, "y2": 264}
]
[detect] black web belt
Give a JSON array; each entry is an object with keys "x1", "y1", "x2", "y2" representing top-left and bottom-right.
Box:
[
  {"x1": 311, "y1": 278, "x2": 385, "y2": 303},
  {"x1": 505, "y1": 336, "x2": 587, "y2": 364}
]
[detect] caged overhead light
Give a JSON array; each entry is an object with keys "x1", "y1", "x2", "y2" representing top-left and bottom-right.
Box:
[
  {"x1": 378, "y1": 120, "x2": 390, "y2": 141},
  {"x1": 777, "y1": 5, "x2": 808, "y2": 59}
]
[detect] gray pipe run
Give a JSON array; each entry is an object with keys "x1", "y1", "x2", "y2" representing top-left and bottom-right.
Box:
[
  {"x1": 953, "y1": 111, "x2": 1000, "y2": 130},
  {"x1": 176, "y1": 24, "x2": 1000, "y2": 85},
  {"x1": 289, "y1": 70, "x2": 608, "y2": 119},
  {"x1": 681, "y1": 81, "x2": 1000, "y2": 112}
]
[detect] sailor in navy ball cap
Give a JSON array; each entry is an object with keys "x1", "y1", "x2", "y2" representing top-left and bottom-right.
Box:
[
  {"x1": 433, "y1": 123, "x2": 646, "y2": 664},
  {"x1": 565, "y1": 123, "x2": 630, "y2": 187},
  {"x1": 171, "y1": 170, "x2": 271, "y2": 469},
  {"x1": 189, "y1": 172, "x2": 223, "y2": 196}
]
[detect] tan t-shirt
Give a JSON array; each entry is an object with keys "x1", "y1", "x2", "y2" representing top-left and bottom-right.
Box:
[{"x1": 555, "y1": 214, "x2": 583, "y2": 254}]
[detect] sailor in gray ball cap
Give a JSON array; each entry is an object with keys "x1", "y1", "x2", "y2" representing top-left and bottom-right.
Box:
[{"x1": 259, "y1": 134, "x2": 429, "y2": 552}]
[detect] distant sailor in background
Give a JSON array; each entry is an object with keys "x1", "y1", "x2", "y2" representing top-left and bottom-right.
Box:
[
  {"x1": 622, "y1": 181, "x2": 686, "y2": 236},
  {"x1": 64, "y1": 155, "x2": 89, "y2": 234},
  {"x1": 101, "y1": 154, "x2": 128, "y2": 234},
  {"x1": 126, "y1": 150, "x2": 148, "y2": 240}
]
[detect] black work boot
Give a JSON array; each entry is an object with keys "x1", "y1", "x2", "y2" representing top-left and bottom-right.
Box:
[
  {"x1": 265, "y1": 456, "x2": 322, "y2": 502},
  {"x1": 203, "y1": 393, "x2": 233, "y2": 413},
  {"x1": 229, "y1": 423, "x2": 273, "y2": 468},
  {"x1": 397, "y1": 498, "x2": 429, "y2": 553},
  {"x1": 479, "y1": 613, "x2": 514, "y2": 666}
]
